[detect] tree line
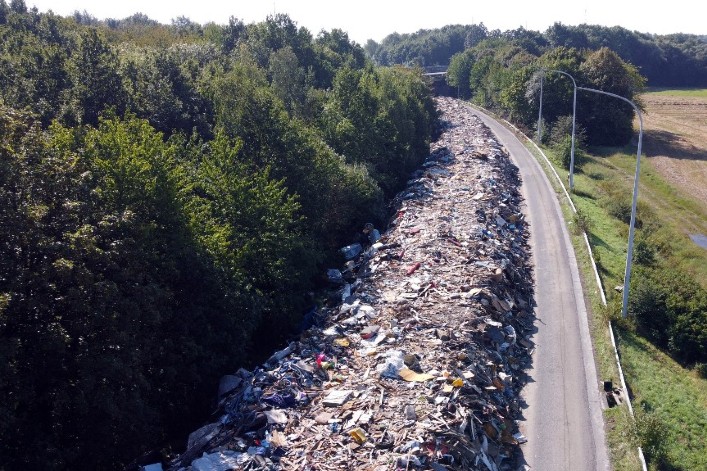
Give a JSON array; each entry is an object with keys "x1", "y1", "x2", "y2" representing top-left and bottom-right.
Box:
[
  {"x1": 447, "y1": 40, "x2": 645, "y2": 148},
  {"x1": 0, "y1": 2, "x2": 437, "y2": 468},
  {"x1": 367, "y1": 22, "x2": 707, "y2": 87}
]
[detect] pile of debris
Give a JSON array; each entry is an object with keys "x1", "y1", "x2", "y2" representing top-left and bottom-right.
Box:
[{"x1": 165, "y1": 97, "x2": 536, "y2": 471}]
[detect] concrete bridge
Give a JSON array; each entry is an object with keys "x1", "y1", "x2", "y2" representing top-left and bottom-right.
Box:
[{"x1": 423, "y1": 67, "x2": 452, "y2": 96}]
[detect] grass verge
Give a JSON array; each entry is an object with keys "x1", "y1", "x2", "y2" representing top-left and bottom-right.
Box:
[{"x1": 619, "y1": 330, "x2": 707, "y2": 471}]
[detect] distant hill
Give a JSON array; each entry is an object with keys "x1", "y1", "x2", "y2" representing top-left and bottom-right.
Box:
[{"x1": 366, "y1": 23, "x2": 707, "y2": 87}]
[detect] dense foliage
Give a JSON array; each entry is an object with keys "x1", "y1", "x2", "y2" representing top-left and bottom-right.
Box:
[
  {"x1": 0, "y1": 3, "x2": 438, "y2": 468},
  {"x1": 370, "y1": 22, "x2": 707, "y2": 87},
  {"x1": 628, "y1": 246, "x2": 707, "y2": 365}
]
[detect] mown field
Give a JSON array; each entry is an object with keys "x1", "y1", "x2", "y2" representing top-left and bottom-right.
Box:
[
  {"x1": 544, "y1": 88, "x2": 707, "y2": 471},
  {"x1": 639, "y1": 88, "x2": 707, "y2": 211}
]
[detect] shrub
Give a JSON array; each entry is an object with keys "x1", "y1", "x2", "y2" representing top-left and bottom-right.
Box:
[
  {"x1": 605, "y1": 196, "x2": 634, "y2": 225},
  {"x1": 549, "y1": 115, "x2": 588, "y2": 148},
  {"x1": 634, "y1": 406, "x2": 669, "y2": 466},
  {"x1": 633, "y1": 238, "x2": 656, "y2": 266},
  {"x1": 551, "y1": 134, "x2": 585, "y2": 171},
  {"x1": 629, "y1": 270, "x2": 671, "y2": 347},
  {"x1": 572, "y1": 208, "x2": 592, "y2": 235},
  {"x1": 630, "y1": 267, "x2": 707, "y2": 364}
]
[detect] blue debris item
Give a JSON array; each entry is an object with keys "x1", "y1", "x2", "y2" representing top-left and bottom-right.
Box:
[
  {"x1": 261, "y1": 391, "x2": 297, "y2": 408},
  {"x1": 340, "y1": 243, "x2": 362, "y2": 260},
  {"x1": 326, "y1": 268, "x2": 344, "y2": 285},
  {"x1": 368, "y1": 228, "x2": 381, "y2": 244}
]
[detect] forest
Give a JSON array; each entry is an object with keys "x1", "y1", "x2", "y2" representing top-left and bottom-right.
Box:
[
  {"x1": 0, "y1": 1, "x2": 437, "y2": 468},
  {"x1": 366, "y1": 22, "x2": 707, "y2": 87}
]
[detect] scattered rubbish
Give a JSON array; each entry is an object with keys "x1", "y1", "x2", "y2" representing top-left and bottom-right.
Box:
[
  {"x1": 406, "y1": 262, "x2": 422, "y2": 275},
  {"x1": 322, "y1": 390, "x2": 353, "y2": 407},
  {"x1": 348, "y1": 427, "x2": 368, "y2": 444},
  {"x1": 326, "y1": 268, "x2": 345, "y2": 285},
  {"x1": 191, "y1": 451, "x2": 242, "y2": 471},
  {"x1": 167, "y1": 97, "x2": 535, "y2": 471},
  {"x1": 399, "y1": 367, "x2": 435, "y2": 382},
  {"x1": 379, "y1": 350, "x2": 406, "y2": 378},
  {"x1": 340, "y1": 243, "x2": 363, "y2": 260},
  {"x1": 218, "y1": 375, "x2": 241, "y2": 399},
  {"x1": 263, "y1": 409, "x2": 288, "y2": 425}
]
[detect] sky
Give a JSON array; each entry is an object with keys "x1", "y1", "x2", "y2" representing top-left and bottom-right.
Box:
[{"x1": 26, "y1": 0, "x2": 705, "y2": 45}]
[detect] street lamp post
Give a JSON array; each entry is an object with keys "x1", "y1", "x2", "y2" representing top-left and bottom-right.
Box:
[
  {"x1": 578, "y1": 86, "x2": 643, "y2": 319},
  {"x1": 537, "y1": 72, "x2": 543, "y2": 144},
  {"x1": 536, "y1": 69, "x2": 578, "y2": 189}
]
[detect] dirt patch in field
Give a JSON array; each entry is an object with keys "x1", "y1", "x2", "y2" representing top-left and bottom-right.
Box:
[{"x1": 639, "y1": 94, "x2": 707, "y2": 207}]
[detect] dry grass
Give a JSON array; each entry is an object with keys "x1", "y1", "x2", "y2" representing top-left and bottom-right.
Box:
[{"x1": 639, "y1": 90, "x2": 707, "y2": 209}]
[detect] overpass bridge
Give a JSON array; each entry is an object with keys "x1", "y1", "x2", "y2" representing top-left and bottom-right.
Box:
[{"x1": 422, "y1": 67, "x2": 452, "y2": 96}]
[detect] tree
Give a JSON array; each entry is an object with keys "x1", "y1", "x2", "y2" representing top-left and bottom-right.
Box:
[
  {"x1": 464, "y1": 23, "x2": 488, "y2": 48},
  {"x1": 221, "y1": 16, "x2": 245, "y2": 53},
  {"x1": 171, "y1": 15, "x2": 201, "y2": 38},
  {"x1": 579, "y1": 47, "x2": 645, "y2": 145},
  {"x1": 9, "y1": 0, "x2": 25, "y2": 14},
  {"x1": 447, "y1": 49, "x2": 475, "y2": 98},
  {"x1": 0, "y1": 0, "x2": 9, "y2": 24},
  {"x1": 245, "y1": 14, "x2": 314, "y2": 70},
  {"x1": 545, "y1": 22, "x2": 588, "y2": 49},
  {"x1": 62, "y1": 28, "x2": 125, "y2": 126},
  {"x1": 314, "y1": 28, "x2": 366, "y2": 88},
  {"x1": 269, "y1": 46, "x2": 306, "y2": 117},
  {"x1": 531, "y1": 47, "x2": 584, "y2": 127}
]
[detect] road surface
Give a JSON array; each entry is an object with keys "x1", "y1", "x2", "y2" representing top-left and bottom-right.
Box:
[{"x1": 468, "y1": 105, "x2": 610, "y2": 470}]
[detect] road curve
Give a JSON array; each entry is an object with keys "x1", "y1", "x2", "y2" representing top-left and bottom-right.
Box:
[{"x1": 467, "y1": 105, "x2": 610, "y2": 470}]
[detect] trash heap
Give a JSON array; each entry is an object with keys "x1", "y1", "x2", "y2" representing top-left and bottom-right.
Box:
[{"x1": 167, "y1": 97, "x2": 535, "y2": 471}]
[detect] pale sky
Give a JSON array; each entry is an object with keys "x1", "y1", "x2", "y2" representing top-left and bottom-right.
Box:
[{"x1": 27, "y1": 0, "x2": 705, "y2": 45}]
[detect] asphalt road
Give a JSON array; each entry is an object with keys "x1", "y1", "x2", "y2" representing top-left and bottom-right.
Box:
[{"x1": 467, "y1": 106, "x2": 610, "y2": 470}]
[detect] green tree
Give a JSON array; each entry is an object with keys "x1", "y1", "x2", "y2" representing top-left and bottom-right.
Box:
[
  {"x1": 579, "y1": 47, "x2": 646, "y2": 145},
  {"x1": 314, "y1": 28, "x2": 366, "y2": 88},
  {"x1": 62, "y1": 28, "x2": 125, "y2": 126},
  {"x1": 221, "y1": 16, "x2": 245, "y2": 53},
  {"x1": 9, "y1": 0, "x2": 25, "y2": 14},
  {"x1": 269, "y1": 46, "x2": 306, "y2": 117},
  {"x1": 120, "y1": 48, "x2": 211, "y2": 135},
  {"x1": 447, "y1": 49, "x2": 475, "y2": 98}
]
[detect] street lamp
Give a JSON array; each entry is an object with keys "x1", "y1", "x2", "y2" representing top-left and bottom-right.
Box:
[
  {"x1": 577, "y1": 87, "x2": 643, "y2": 319},
  {"x1": 536, "y1": 69, "x2": 578, "y2": 189},
  {"x1": 537, "y1": 72, "x2": 543, "y2": 144}
]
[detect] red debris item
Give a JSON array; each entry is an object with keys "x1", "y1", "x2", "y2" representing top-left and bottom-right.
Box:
[
  {"x1": 408, "y1": 227, "x2": 422, "y2": 235},
  {"x1": 396, "y1": 249, "x2": 406, "y2": 260},
  {"x1": 316, "y1": 353, "x2": 326, "y2": 368},
  {"x1": 406, "y1": 262, "x2": 421, "y2": 275},
  {"x1": 360, "y1": 325, "x2": 380, "y2": 339},
  {"x1": 448, "y1": 237, "x2": 462, "y2": 247}
]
